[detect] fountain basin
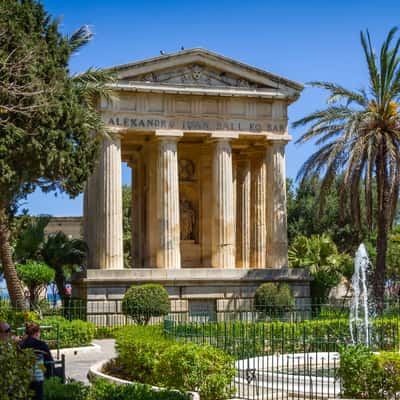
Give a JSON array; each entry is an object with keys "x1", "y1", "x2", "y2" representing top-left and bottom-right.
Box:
[{"x1": 235, "y1": 352, "x2": 340, "y2": 399}]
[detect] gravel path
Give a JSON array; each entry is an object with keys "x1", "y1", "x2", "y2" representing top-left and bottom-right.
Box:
[{"x1": 62, "y1": 339, "x2": 116, "y2": 383}]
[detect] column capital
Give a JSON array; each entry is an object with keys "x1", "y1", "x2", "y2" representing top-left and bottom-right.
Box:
[
  {"x1": 209, "y1": 132, "x2": 239, "y2": 141},
  {"x1": 154, "y1": 130, "x2": 184, "y2": 139},
  {"x1": 266, "y1": 135, "x2": 291, "y2": 146}
]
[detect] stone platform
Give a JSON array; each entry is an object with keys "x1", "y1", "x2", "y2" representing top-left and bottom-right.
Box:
[{"x1": 72, "y1": 268, "x2": 311, "y2": 325}]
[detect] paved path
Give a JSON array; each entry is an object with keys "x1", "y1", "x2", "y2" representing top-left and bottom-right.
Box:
[{"x1": 62, "y1": 339, "x2": 116, "y2": 383}]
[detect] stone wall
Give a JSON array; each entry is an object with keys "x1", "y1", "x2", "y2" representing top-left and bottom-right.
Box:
[{"x1": 72, "y1": 268, "x2": 311, "y2": 326}]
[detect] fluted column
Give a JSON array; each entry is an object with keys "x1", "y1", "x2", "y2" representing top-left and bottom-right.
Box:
[
  {"x1": 83, "y1": 167, "x2": 99, "y2": 269},
  {"x1": 212, "y1": 139, "x2": 235, "y2": 268},
  {"x1": 156, "y1": 136, "x2": 181, "y2": 269},
  {"x1": 129, "y1": 153, "x2": 144, "y2": 267},
  {"x1": 236, "y1": 159, "x2": 251, "y2": 268},
  {"x1": 266, "y1": 141, "x2": 288, "y2": 268},
  {"x1": 97, "y1": 137, "x2": 124, "y2": 269},
  {"x1": 250, "y1": 152, "x2": 267, "y2": 268}
]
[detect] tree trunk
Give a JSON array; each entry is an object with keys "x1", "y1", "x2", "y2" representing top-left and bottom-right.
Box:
[
  {"x1": 374, "y1": 145, "x2": 389, "y2": 311},
  {"x1": 54, "y1": 268, "x2": 65, "y2": 305},
  {"x1": 0, "y1": 206, "x2": 26, "y2": 310},
  {"x1": 375, "y1": 209, "x2": 388, "y2": 309}
]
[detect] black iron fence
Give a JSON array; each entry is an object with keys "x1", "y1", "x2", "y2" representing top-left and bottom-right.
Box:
[{"x1": 163, "y1": 314, "x2": 400, "y2": 400}]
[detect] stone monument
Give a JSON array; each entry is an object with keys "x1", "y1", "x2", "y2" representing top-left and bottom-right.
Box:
[{"x1": 73, "y1": 48, "x2": 310, "y2": 323}]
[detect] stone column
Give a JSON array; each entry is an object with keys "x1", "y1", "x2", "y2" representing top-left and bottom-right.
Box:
[
  {"x1": 96, "y1": 136, "x2": 124, "y2": 269},
  {"x1": 236, "y1": 158, "x2": 251, "y2": 268},
  {"x1": 83, "y1": 168, "x2": 99, "y2": 269},
  {"x1": 130, "y1": 153, "x2": 144, "y2": 267},
  {"x1": 212, "y1": 139, "x2": 235, "y2": 268},
  {"x1": 266, "y1": 141, "x2": 288, "y2": 268},
  {"x1": 156, "y1": 135, "x2": 181, "y2": 269},
  {"x1": 250, "y1": 152, "x2": 267, "y2": 268}
]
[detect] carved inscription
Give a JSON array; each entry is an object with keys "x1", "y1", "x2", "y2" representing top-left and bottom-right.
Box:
[{"x1": 105, "y1": 116, "x2": 286, "y2": 133}]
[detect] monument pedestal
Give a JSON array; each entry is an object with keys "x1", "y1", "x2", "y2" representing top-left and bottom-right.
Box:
[{"x1": 72, "y1": 268, "x2": 311, "y2": 325}]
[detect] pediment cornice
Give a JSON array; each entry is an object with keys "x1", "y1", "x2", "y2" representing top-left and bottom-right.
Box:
[{"x1": 104, "y1": 48, "x2": 303, "y2": 101}]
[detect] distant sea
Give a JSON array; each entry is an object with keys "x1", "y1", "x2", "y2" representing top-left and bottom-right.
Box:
[{"x1": 0, "y1": 280, "x2": 60, "y2": 302}]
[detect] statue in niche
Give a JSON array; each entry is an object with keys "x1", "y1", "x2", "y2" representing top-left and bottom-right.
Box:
[
  {"x1": 180, "y1": 198, "x2": 196, "y2": 241},
  {"x1": 179, "y1": 159, "x2": 195, "y2": 181}
]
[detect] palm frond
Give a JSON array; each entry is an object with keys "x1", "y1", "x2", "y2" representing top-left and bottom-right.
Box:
[
  {"x1": 67, "y1": 25, "x2": 93, "y2": 54},
  {"x1": 308, "y1": 81, "x2": 368, "y2": 107},
  {"x1": 72, "y1": 68, "x2": 115, "y2": 102}
]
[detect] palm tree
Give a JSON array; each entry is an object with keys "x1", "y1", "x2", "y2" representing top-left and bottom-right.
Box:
[
  {"x1": 14, "y1": 215, "x2": 51, "y2": 263},
  {"x1": 15, "y1": 217, "x2": 86, "y2": 304},
  {"x1": 293, "y1": 27, "x2": 400, "y2": 307},
  {"x1": 42, "y1": 232, "x2": 86, "y2": 303}
]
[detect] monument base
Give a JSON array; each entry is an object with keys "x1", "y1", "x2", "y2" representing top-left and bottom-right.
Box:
[{"x1": 72, "y1": 268, "x2": 311, "y2": 325}]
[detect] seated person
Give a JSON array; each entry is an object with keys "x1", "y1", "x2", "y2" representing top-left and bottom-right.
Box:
[{"x1": 20, "y1": 322, "x2": 54, "y2": 400}]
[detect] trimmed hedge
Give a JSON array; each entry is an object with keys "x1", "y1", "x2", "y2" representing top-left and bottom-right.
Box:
[
  {"x1": 115, "y1": 325, "x2": 235, "y2": 400},
  {"x1": 339, "y1": 345, "x2": 400, "y2": 398},
  {"x1": 122, "y1": 284, "x2": 170, "y2": 325},
  {"x1": 40, "y1": 316, "x2": 95, "y2": 349},
  {"x1": 44, "y1": 378, "x2": 88, "y2": 400},
  {"x1": 90, "y1": 379, "x2": 190, "y2": 400},
  {"x1": 44, "y1": 378, "x2": 189, "y2": 400},
  {"x1": 116, "y1": 325, "x2": 171, "y2": 384},
  {"x1": 168, "y1": 317, "x2": 400, "y2": 356},
  {"x1": 254, "y1": 282, "x2": 295, "y2": 311}
]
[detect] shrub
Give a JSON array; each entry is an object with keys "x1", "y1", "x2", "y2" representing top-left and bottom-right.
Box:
[
  {"x1": 0, "y1": 301, "x2": 37, "y2": 328},
  {"x1": 116, "y1": 325, "x2": 172, "y2": 385},
  {"x1": 254, "y1": 282, "x2": 295, "y2": 316},
  {"x1": 339, "y1": 346, "x2": 400, "y2": 398},
  {"x1": 0, "y1": 341, "x2": 35, "y2": 399},
  {"x1": 16, "y1": 260, "x2": 55, "y2": 305},
  {"x1": 170, "y1": 317, "x2": 400, "y2": 356},
  {"x1": 90, "y1": 379, "x2": 190, "y2": 400},
  {"x1": 254, "y1": 283, "x2": 278, "y2": 308},
  {"x1": 115, "y1": 325, "x2": 235, "y2": 399},
  {"x1": 40, "y1": 316, "x2": 95, "y2": 349},
  {"x1": 122, "y1": 284, "x2": 170, "y2": 324},
  {"x1": 275, "y1": 283, "x2": 295, "y2": 307},
  {"x1": 95, "y1": 325, "x2": 122, "y2": 339},
  {"x1": 156, "y1": 342, "x2": 235, "y2": 400},
  {"x1": 44, "y1": 377, "x2": 88, "y2": 400},
  {"x1": 339, "y1": 345, "x2": 378, "y2": 398}
]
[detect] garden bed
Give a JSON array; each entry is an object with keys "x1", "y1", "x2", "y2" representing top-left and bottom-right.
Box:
[{"x1": 88, "y1": 359, "x2": 199, "y2": 400}]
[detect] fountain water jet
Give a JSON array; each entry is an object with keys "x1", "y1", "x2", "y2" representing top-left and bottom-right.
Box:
[{"x1": 350, "y1": 243, "x2": 372, "y2": 346}]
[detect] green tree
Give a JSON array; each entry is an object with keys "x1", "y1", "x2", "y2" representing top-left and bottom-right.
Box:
[
  {"x1": 14, "y1": 215, "x2": 51, "y2": 263},
  {"x1": 289, "y1": 234, "x2": 352, "y2": 303},
  {"x1": 293, "y1": 28, "x2": 400, "y2": 305},
  {"x1": 42, "y1": 232, "x2": 86, "y2": 303},
  {"x1": 122, "y1": 284, "x2": 171, "y2": 325},
  {"x1": 14, "y1": 216, "x2": 86, "y2": 303},
  {"x1": 16, "y1": 260, "x2": 55, "y2": 305},
  {"x1": 0, "y1": 1, "x2": 112, "y2": 308},
  {"x1": 122, "y1": 185, "x2": 132, "y2": 268},
  {"x1": 287, "y1": 177, "x2": 364, "y2": 252}
]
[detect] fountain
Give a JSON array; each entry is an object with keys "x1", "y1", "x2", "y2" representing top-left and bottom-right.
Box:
[
  {"x1": 234, "y1": 244, "x2": 374, "y2": 399},
  {"x1": 350, "y1": 243, "x2": 373, "y2": 347}
]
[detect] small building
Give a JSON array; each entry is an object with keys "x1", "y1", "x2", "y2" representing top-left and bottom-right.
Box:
[
  {"x1": 73, "y1": 49, "x2": 310, "y2": 321},
  {"x1": 45, "y1": 217, "x2": 82, "y2": 239}
]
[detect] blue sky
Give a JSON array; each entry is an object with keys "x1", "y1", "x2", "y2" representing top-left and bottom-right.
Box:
[{"x1": 24, "y1": 0, "x2": 400, "y2": 216}]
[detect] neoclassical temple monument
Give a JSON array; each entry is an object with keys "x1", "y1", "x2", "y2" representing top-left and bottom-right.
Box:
[{"x1": 73, "y1": 49, "x2": 310, "y2": 319}]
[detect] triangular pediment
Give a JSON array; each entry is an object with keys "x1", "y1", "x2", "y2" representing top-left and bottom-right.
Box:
[
  {"x1": 127, "y1": 63, "x2": 267, "y2": 89},
  {"x1": 105, "y1": 48, "x2": 303, "y2": 97}
]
